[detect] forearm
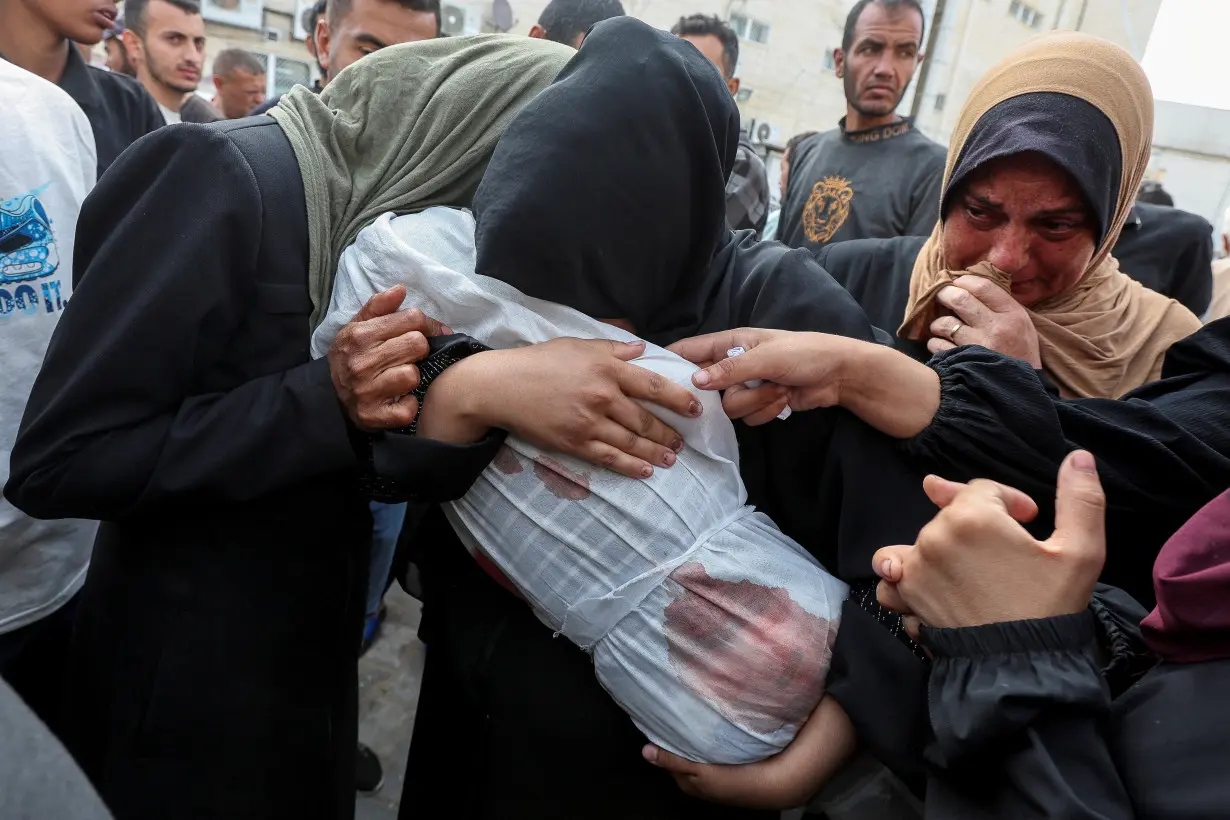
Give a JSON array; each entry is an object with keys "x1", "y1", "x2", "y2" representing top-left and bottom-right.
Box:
[
  {"x1": 838, "y1": 340, "x2": 940, "y2": 438},
  {"x1": 415, "y1": 351, "x2": 503, "y2": 444}
]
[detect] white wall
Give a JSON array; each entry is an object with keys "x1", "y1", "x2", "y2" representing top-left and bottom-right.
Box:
[{"x1": 1148, "y1": 100, "x2": 1230, "y2": 226}]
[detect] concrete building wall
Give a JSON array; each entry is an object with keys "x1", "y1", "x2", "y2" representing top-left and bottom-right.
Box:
[
  {"x1": 1148, "y1": 100, "x2": 1230, "y2": 226},
  {"x1": 913, "y1": 0, "x2": 1161, "y2": 146}
]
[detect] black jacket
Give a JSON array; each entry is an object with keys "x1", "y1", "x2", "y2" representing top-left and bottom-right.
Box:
[
  {"x1": 5, "y1": 118, "x2": 500, "y2": 820},
  {"x1": 818, "y1": 237, "x2": 1230, "y2": 604},
  {"x1": 53, "y1": 43, "x2": 163, "y2": 178},
  {"x1": 1113, "y1": 203, "x2": 1213, "y2": 316},
  {"x1": 922, "y1": 591, "x2": 1228, "y2": 819}
]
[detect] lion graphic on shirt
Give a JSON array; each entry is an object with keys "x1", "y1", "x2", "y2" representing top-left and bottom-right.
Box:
[{"x1": 802, "y1": 176, "x2": 854, "y2": 245}]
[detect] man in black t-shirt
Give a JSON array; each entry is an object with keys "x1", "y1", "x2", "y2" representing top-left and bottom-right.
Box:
[
  {"x1": 0, "y1": 0, "x2": 163, "y2": 178},
  {"x1": 780, "y1": 0, "x2": 945, "y2": 252}
]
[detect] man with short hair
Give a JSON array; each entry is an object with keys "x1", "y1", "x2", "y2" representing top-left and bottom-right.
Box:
[
  {"x1": 671, "y1": 13, "x2": 770, "y2": 235},
  {"x1": 528, "y1": 0, "x2": 624, "y2": 48},
  {"x1": 0, "y1": 0, "x2": 163, "y2": 178},
  {"x1": 102, "y1": 16, "x2": 135, "y2": 76},
  {"x1": 121, "y1": 0, "x2": 207, "y2": 124},
  {"x1": 209, "y1": 48, "x2": 266, "y2": 119},
  {"x1": 249, "y1": 0, "x2": 436, "y2": 116},
  {"x1": 780, "y1": 0, "x2": 946, "y2": 251}
]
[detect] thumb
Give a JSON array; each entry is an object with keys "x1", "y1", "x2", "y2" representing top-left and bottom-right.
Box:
[
  {"x1": 692, "y1": 348, "x2": 766, "y2": 390},
  {"x1": 354, "y1": 285, "x2": 406, "y2": 322},
  {"x1": 608, "y1": 339, "x2": 648, "y2": 361},
  {"x1": 642, "y1": 745, "x2": 699, "y2": 777},
  {"x1": 1049, "y1": 450, "x2": 1106, "y2": 558}
]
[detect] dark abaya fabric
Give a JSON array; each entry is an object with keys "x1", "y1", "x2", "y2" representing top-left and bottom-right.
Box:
[
  {"x1": 404, "y1": 16, "x2": 926, "y2": 818},
  {"x1": 943, "y1": 92, "x2": 1122, "y2": 243}
]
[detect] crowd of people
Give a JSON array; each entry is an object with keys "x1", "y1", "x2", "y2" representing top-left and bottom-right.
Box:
[{"x1": 1, "y1": 0, "x2": 1228, "y2": 818}]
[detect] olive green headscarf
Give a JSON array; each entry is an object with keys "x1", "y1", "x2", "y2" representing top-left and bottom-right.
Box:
[{"x1": 269, "y1": 35, "x2": 574, "y2": 329}]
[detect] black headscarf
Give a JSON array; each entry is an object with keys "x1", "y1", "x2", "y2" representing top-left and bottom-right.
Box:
[
  {"x1": 473, "y1": 16, "x2": 877, "y2": 348},
  {"x1": 943, "y1": 91, "x2": 1122, "y2": 244}
]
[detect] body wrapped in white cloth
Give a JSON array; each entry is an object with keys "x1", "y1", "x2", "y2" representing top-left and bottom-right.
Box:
[{"x1": 312, "y1": 208, "x2": 848, "y2": 764}]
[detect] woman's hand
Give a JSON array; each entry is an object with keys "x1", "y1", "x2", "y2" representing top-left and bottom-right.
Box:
[
  {"x1": 927, "y1": 275, "x2": 1042, "y2": 368},
  {"x1": 874, "y1": 450, "x2": 1107, "y2": 638},
  {"x1": 642, "y1": 696, "x2": 856, "y2": 810},
  {"x1": 667, "y1": 329, "x2": 855, "y2": 425},
  {"x1": 668, "y1": 328, "x2": 941, "y2": 439},
  {"x1": 417, "y1": 338, "x2": 701, "y2": 479}
]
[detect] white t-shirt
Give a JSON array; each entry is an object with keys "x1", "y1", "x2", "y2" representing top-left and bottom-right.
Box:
[
  {"x1": 0, "y1": 60, "x2": 98, "y2": 633},
  {"x1": 158, "y1": 101, "x2": 181, "y2": 124}
]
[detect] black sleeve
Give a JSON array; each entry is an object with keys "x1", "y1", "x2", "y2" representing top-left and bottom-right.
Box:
[
  {"x1": 900, "y1": 323, "x2": 1230, "y2": 598},
  {"x1": 921, "y1": 613, "x2": 1135, "y2": 820},
  {"x1": 4, "y1": 126, "x2": 360, "y2": 521}
]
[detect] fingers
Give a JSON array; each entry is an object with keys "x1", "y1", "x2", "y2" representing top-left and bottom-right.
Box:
[
  {"x1": 355, "y1": 395, "x2": 420, "y2": 431},
  {"x1": 927, "y1": 337, "x2": 957, "y2": 355},
  {"x1": 642, "y1": 745, "x2": 700, "y2": 777},
  {"x1": 952, "y1": 275, "x2": 1019, "y2": 313},
  {"x1": 666, "y1": 329, "x2": 764, "y2": 366},
  {"x1": 873, "y1": 545, "x2": 911, "y2": 584},
  {"x1": 922, "y1": 474, "x2": 965, "y2": 509},
  {"x1": 345, "y1": 306, "x2": 441, "y2": 351},
  {"x1": 581, "y1": 439, "x2": 656, "y2": 480},
  {"x1": 742, "y1": 394, "x2": 792, "y2": 427},
  {"x1": 902, "y1": 615, "x2": 924, "y2": 644},
  {"x1": 936, "y1": 285, "x2": 993, "y2": 328},
  {"x1": 721, "y1": 383, "x2": 787, "y2": 422},
  {"x1": 1049, "y1": 450, "x2": 1107, "y2": 557},
  {"x1": 363, "y1": 331, "x2": 431, "y2": 375},
  {"x1": 604, "y1": 401, "x2": 683, "y2": 467},
  {"x1": 608, "y1": 339, "x2": 647, "y2": 361},
  {"x1": 876, "y1": 578, "x2": 910, "y2": 614},
  {"x1": 352, "y1": 286, "x2": 406, "y2": 323},
  {"x1": 614, "y1": 360, "x2": 702, "y2": 420}
]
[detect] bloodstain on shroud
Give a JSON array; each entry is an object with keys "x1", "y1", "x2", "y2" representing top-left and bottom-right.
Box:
[
  {"x1": 532, "y1": 455, "x2": 591, "y2": 501},
  {"x1": 663, "y1": 562, "x2": 834, "y2": 735}
]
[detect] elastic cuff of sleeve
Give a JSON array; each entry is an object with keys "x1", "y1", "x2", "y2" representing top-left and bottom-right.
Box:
[{"x1": 922, "y1": 611, "x2": 1097, "y2": 658}]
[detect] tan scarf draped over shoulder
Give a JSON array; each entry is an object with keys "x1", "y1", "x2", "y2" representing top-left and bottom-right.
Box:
[
  {"x1": 268, "y1": 35, "x2": 574, "y2": 330},
  {"x1": 899, "y1": 32, "x2": 1200, "y2": 398}
]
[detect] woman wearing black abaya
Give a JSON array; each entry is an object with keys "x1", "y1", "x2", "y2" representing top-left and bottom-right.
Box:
[{"x1": 398, "y1": 18, "x2": 927, "y2": 819}]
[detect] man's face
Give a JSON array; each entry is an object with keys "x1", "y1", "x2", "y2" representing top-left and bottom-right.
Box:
[
  {"x1": 126, "y1": 0, "x2": 206, "y2": 94},
  {"x1": 680, "y1": 33, "x2": 738, "y2": 96},
  {"x1": 214, "y1": 68, "x2": 266, "y2": 118},
  {"x1": 31, "y1": 0, "x2": 118, "y2": 45},
  {"x1": 104, "y1": 37, "x2": 135, "y2": 75},
  {"x1": 317, "y1": 0, "x2": 438, "y2": 82},
  {"x1": 833, "y1": 1, "x2": 923, "y2": 120}
]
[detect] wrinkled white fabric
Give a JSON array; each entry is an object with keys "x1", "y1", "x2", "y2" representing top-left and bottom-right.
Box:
[{"x1": 315, "y1": 208, "x2": 848, "y2": 764}]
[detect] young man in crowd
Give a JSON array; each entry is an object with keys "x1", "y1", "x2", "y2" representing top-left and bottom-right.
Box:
[
  {"x1": 0, "y1": 0, "x2": 163, "y2": 178},
  {"x1": 102, "y1": 16, "x2": 135, "y2": 76},
  {"x1": 250, "y1": 0, "x2": 438, "y2": 117},
  {"x1": 122, "y1": 0, "x2": 207, "y2": 124},
  {"x1": 528, "y1": 0, "x2": 624, "y2": 48},
  {"x1": 205, "y1": 48, "x2": 266, "y2": 119},
  {"x1": 780, "y1": 0, "x2": 945, "y2": 251},
  {"x1": 0, "y1": 58, "x2": 98, "y2": 741},
  {"x1": 672, "y1": 14, "x2": 770, "y2": 235}
]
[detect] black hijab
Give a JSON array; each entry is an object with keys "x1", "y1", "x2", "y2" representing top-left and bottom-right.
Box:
[
  {"x1": 473, "y1": 16, "x2": 877, "y2": 348},
  {"x1": 943, "y1": 91, "x2": 1122, "y2": 244}
]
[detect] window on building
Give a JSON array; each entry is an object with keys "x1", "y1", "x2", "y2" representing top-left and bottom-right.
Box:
[
  {"x1": 271, "y1": 56, "x2": 310, "y2": 96},
  {"x1": 729, "y1": 12, "x2": 770, "y2": 44},
  {"x1": 934, "y1": 93, "x2": 946, "y2": 111},
  {"x1": 735, "y1": 88, "x2": 753, "y2": 103},
  {"x1": 1008, "y1": 0, "x2": 1043, "y2": 29},
  {"x1": 822, "y1": 50, "x2": 836, "y2": 71}
]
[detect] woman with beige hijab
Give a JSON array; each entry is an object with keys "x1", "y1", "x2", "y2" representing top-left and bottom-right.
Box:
[{"x1": 820, "y1": 31, "x2": 1199, "y2": 400}]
